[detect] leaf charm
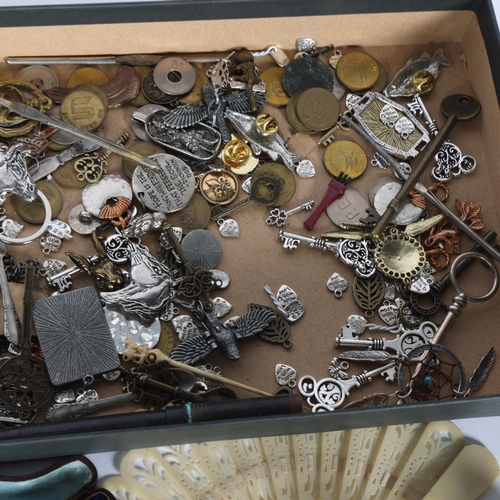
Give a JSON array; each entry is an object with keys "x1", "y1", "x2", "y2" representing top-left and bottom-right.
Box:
[
  {"x1": 343, "y1": 392, "x2": 392, "y2": 409},
  {"x1": 467, "y1": 347, "x2": 496, "y2": 395},
  {"x1": 100, "y1": 65, "x2": 142, "y2": 108},
  {"x1": 353, "y1": 272, "x2": 385, "y2": 315}
]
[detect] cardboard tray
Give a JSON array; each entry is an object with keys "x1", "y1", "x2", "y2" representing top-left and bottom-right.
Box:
[{"x1": 0, "y1": 0, "x2": 500, "y2": 460}]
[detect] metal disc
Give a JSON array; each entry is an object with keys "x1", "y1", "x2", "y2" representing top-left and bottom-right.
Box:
[
  {"x1": 326, "y1": 188, "x2": 370, "y2": 226},
  {"x1": 17, "y1": 65, "x2": 59, "y2": 91},
  {"x1": 153, "y1": 58, "x2": 196, "y2": 96},
  {"x1": 82, "y1": 174, "x2": 133, "y2": 217},
  {"x1": 122, "y1": 140, "x2": 165, "y2": 179},
  {"x1": 68, "y1": 204, "x2": 102, "y2": 234},
  {"x1": 132, "y1": 153, "x2": 195, "y2": 213},
  {"x1": 281, "y1": 57, "x2": 334, "y2": 97},
  {"x1": 181, "y1": 229, "x2": 222, "y2": 269},
  {"x1": 167, "y1": 193, "x2": 211, "y2": 232}
]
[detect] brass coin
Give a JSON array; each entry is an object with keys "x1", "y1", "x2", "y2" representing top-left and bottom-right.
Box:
[
  {"x1": 67, "y1": 67, "x2": 109, "y2": 88},
  {"x1": 177, "y1": 64, "x2": 210, "y2": 104},
  {"x1": 122, "y1": 141, "x2": 165, "y2": 179},
  {"x1": 130, "y1": 66, "x2": 154, "y2": 106},
  {"x1": 336, "y1": 51, "x2": 379, "y2": 91},
  {"x1": 285, "y1": 92, "x2": 316, "y2": 135},
  {"x1": 60, "y1": 87, "x2": 107, "y2": 131},
  {"x1": 142, "y1": 71, "x2": 178, "y2": 105},
  {"x1": 76, "y1": 84, "x2": 109, "y2": 109},
  {"x1": 260, "y1": 66, "x2": 289, "y2": 107},
  {"x1": 167, "y1": 193, "x2": 211, "y2": 233},
  {"x1": 412, "y1": 69, "x2": 436, "y2": 95},
  {"x1": 13, "y1": 180, "x2": 63, "y2": 223},
  {"x1": 323, "y1": 139, "x2": 368, "y2": 179},
  {"x1": 198, "y1": 170, "x2": 238, "y2": 205},
  {"x1": 52, "y1": 159, "x2": 88, "y2": 189},
  {"x1": 295, "y1": 87, "x2": 340, "y2": 131},
  {"x1": 367, "y1": 60, "x2": 388, "y2": 94},
  {"x1": 251, "y1": 162, "x2": 296, "y2": 207},
  {"x1": 156, "y1": 321, "x2": 176, "y2": 356}
]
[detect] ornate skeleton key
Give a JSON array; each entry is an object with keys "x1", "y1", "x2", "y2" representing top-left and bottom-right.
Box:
[
  {"x1": 266, "y1": 200, "x2": 314, "y2": 226},
  {"x1": 298, "y1": 361, "x2": 397, "y2": 411},
  {"x1": 278, "y1": 230, "x2": 376, "y2": 278},
  {"x1": 45, "y1": 255, "x2": 100, "y2": 291},
  {"x1": 407, "y1": 95, "x2": 439, "y2": 136},
  {"x1": 336, "y1": 321, "x2": 438, "y2": 357},
  {"x1": 74, "y1": 133, "x2": 129, "y2": 183}
]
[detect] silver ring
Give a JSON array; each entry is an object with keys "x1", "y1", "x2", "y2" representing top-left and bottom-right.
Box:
[
  {"x1": 450, "y1": 251, "x2": 499, "y2": 302},
  {"x1": 0, "y1": 191, "x2": 52, "y2": 245}
]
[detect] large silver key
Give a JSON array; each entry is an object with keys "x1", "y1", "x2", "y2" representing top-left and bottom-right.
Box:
[
  {"x1": 298, "y1": 361, "x2": 397, "y2": 411},
  {"x1": 266, "y1": 200, "x2": 314, "y2": 226},
  {"x1": 336, "y1": 321, "x2": 438, "y2": 357}
]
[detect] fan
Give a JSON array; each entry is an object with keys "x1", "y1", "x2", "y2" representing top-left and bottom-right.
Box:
[{"x1": 102, "y1": 420, "x2": 498, "y2": 500}]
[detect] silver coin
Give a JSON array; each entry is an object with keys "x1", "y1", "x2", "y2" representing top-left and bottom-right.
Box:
[
  {"x1": 68, "y1": 204, "x2": 102, "y2": 234},
  {"x1": 132, "y1": 153, "x2": 195, "y2": 213},
  {"x1": 153, "y1": 58, "x2": 196, "y2": 95},
  {"x1": 131, "y1": 103, "x2": 167, "y2": 141},
  {"x1": 181, "y1": 229, "x2": 222, "y2": 269},
  {"x1": 46, "y1": 106, "x2": 79, "y2": 146},
  {"x1": 18, "y1": 65, "x2": 59, "y2": 90},
  {"x1": 326, "y1": 188, "x2": 370, "y2": 226},
  {"x1": 369, "y1": 177, "x2": 397, "y2": 205},
  {"x1": 82, "y1": 174, "x2": 133, "y2": 217},
  {"x1": 372, "y1": 180, "x2": 424, "y2": 225}
]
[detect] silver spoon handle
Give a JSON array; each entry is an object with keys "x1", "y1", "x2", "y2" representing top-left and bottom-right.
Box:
[{"x1": 0, "y1": 255, "x2": 21, "y2": 345}]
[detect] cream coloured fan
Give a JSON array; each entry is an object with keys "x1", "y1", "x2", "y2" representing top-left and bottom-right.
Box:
[{"x1": 102, "y1": 420, "x2": 498, "y2": 500}]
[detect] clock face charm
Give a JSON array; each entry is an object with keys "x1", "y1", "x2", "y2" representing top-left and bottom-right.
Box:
[{"x1": 374, "y1": 229, "x2": 426, "y2": 282}]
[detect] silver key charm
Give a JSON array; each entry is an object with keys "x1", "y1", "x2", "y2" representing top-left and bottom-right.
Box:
[
  {"x1": 407, "y1": 94, "x2": 439, "y2": 137},
  {"x1": 266, "y1": 200, "x2": 314, "y2": 227}
]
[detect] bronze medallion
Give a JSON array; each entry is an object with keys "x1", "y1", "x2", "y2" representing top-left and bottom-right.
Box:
[
  {"x1": 67, "y1": 67, "x2": 109, "y2": 88},
  {"x1": 177, "y1": 64, "x2": 210, "y2": 104},
  {"x1": 336, "y1": 51, "x2": 379, "y2": 91},
  {"x1": 251, "y1": 162, "x2": 296, "y2": 207},
  {"x1": 13, "y1": 180, "x2": 63, "y2": 223},
  {"x1": 198, "y1": 170, "x2": 239, "y2": 205},
  {"x1": 323, "y1": 139, "x2": 368, "y2": 179},
  {"x1": 142, "y1": 71, "x2": 178, "y2": 105},
  {"x1": 260, "y1": 66, "x2": 289, "y2": 107},
  {"x1": 52, "y1": 159, "x2": 88, "y2": 188},
  {"x1": 285, "y1": 92, "x2": 316, "y2": 134},
  {"x1": 167, "y1": 193, "x2": 211, "y2": 232},
  {"x1": 295, "y1": 87, "x2": 340, "y2": 131},
  {"x1": 60, "y1": 87, "x2": 107, "y2": 131},
  {"x1": 122, "y1": 141, "x2": 165, "y2": 179}
]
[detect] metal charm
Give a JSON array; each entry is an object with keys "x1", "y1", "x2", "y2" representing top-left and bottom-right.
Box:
[
  {"x1": 328, "y1": 358, "x2": 350, "y2": 380},
  {"x1": 266, "y1": 200, "x2": 314, "y2": 227},
  {"x1": 351, "y1": 92, "x2": 430, "y2": 159},
  {"x1": 352, "y1": 272, "x2": 386, "y2": 317},
  {"x1": 217, "y1": 218, "x2": 240, "y2": 238},
  {"x1": 432, "y1": 141, "x2": 476, "y2": 183},
  {"x1": 275, "y1": 363, "x2": 297, "y2": 387},
  {"x1": 104, "y1": 234, "x2": 132, "y2": 263},
  {"x1": 212, "y1": 297, "x2": 232, "y2": 318},
  {"x1": 0, "y1": 219, "x2": 24, "y2": 238},
  {"x1": 264, "y1": 284, "x2": 305, "y2": 322},
  {"x1": 40, "y1": 235, "x2": 62, "y2": 254},
  {"x1": 47, "y1": 220, "x2": 72, "y2": 241},
  {"x1": 295, "y1": 159, "x2": 316, "y2": 178},
  {"x1": 326, "y1": 272, "x2": 348, "y2": 298},
  {"x1": 32, "y1": 286, "x2": 120, "y2": 386},
  {"x1": 172, "y1": 315, "x2": 200, "y2": 341},
  {"x1": 378, "y1": 300, "x2": 399, "y2": 326}
]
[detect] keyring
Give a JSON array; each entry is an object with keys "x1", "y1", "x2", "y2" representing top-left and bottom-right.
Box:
[
  {"x1": 0, "y1": 191, "x2": 52, "y2": 245},
  {"x1": 449, "y1": 251, "x2": 499, "y2": 302}
]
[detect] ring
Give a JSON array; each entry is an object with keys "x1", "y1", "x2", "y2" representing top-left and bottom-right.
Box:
[
  {"x1": 0, "y1": 191, "x2": 52, "y2": 245},
  {"x1": 449, "y1": 251, "x2": 499, "y2": 302}
]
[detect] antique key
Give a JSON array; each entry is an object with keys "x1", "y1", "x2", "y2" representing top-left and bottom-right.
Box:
[
  {"x1": 298, "y1": 361, "x2": 397, "y2": 411},
  {"x1": 0, "y1": 264, "x2": 52, "y2": 411},
  {"x1": 407, "y1": 94, "x2": 439, "y2": 136},
  {"x1": 74, "y1": 133, "x2": 130, "y2": 183},
  {"x1": 266, "y1": 200, "x2": 314, "y2": 226}
]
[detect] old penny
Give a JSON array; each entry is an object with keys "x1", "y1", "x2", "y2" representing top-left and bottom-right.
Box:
[
  {"x1": 142, "y1": 71, "x2": 178, "y2": 105},
  {"x1": 282, "y1": 57, "x2": 334, "y2": 97},
  {"x1": 167, "y1": 193, "x2": 211, "y2": 232},
  {"x1": 260, "y1": 66, "x2": 289, "y2": 107},
  {"x1": 13, "y1": 180, "x2": 63, "y2": 224},
  {"x1": 67, "y1": 67, "x2": 109, "y2": 88},
  {"x1": 52, "y1": 159, "x2": 88, "y2": 189},
  {"x1": 336, "y1": 51, "x2": 379, "y2": 91},
  {"x1": 323, "y1": 139, "x2": 368, "y2": 179},
  {"x1": 129, "y1": 66, "x2": 154, "y2": 106},
  {"x1": 295, "y1": 87, "x2": 340, "y2": 131},
  {"x1": 285, "y1": 92, "x2": 316, "y2": 134}
]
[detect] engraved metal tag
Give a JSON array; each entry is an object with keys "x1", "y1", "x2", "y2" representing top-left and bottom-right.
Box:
[{"x1": 275, "y1": 363, "x2": 297, "y2": 387}]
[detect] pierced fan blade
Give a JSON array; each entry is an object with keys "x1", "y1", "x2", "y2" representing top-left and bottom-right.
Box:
[{"x1": 100, "y1": 66, "x2": 141, "y2": 107}]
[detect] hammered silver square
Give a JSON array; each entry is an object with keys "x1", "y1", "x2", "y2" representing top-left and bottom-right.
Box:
[{"x1": 32, "y1": 287, "x2": 120, "y2": 386}]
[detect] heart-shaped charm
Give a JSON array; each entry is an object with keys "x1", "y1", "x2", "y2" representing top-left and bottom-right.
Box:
[
  {"x1": 283, "y1": 299, "x2": 305, "y2": 322},
  {"x1": 395, "y1": 116, "x2": 415, "y2": 139},
  {"x1": 327, "y1": 272, "x2": 348, "y2": 297},
  {"x1": 347, "y1": 314, "x2": 367, "y2": 335},
  {"x1": 275, "y1": 363, "x2": 297, "y2": 387},
  {"x1": 295, "y1": 159, "x2": 316, "y2": 178},
  {"x1": 378, "y1": 300, "x2": 399, "y2": 326},
  {"x1": 0, "y1": 219, "x2": 24, "y2": 238},
  {"x1": 212, "y1": 297, "x2": 232, "y2": 318},
  {"x1": 217, "y1": 218, "x2": 240, "y2": 238},
  {"x1": 380, "y1": 104, "x2": 399, "y2": 127},
  {"x1": 409, "y1": 275, "x2": 432, "y2": 294}
]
